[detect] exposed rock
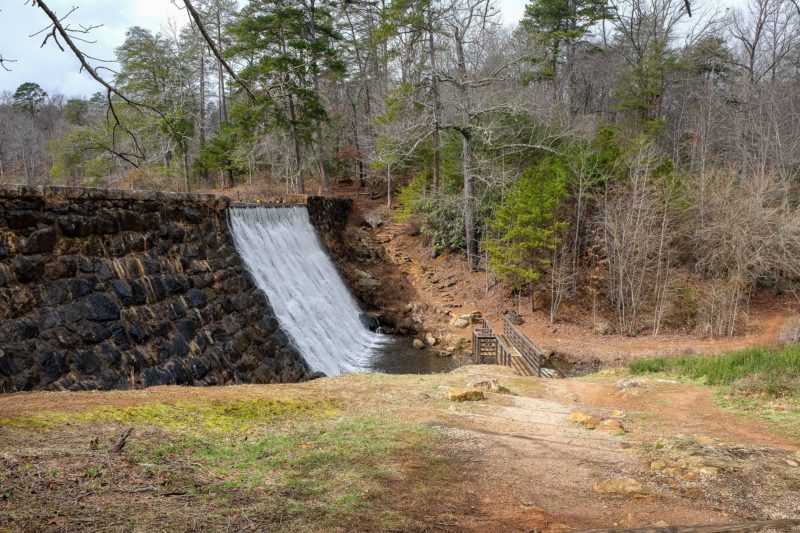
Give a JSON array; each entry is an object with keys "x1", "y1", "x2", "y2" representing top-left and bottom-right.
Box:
[
  {"x1": 610, "y1": 410, "x2": 627, "y2": 418},
  {"x1": 597, "y1": 418, "x2": 625, "y2": 435},
  {"x1": 448, "y1": 387, "x2": 485, "y2": 402},
  {"x1": 450, "y1": 317, "x2": 470, "y2": 329},
  {"x1": 424, "y1": 333, "x2": 437, "y2": 346},
  {"x1": 413, "y1": 339, "x2": 425, "y2": 350},
  {"x1": 359, "y1": 313, "x2": 381, "y2": 332},
  {"x1": 83, "y1": 294, "x2": 121, "y2": 322},
  {"x1": 467, "y1": 379, "x2": 511, "y2": 394},
  {"x1": 22, "y1": 227, "x2": 57, "y2": 254},
  {"x1": 442, "y1": 334, "x2": 467, "y2": 351},
  {"x1": 506, "y1": 310, "x2": 524, "y2": 325},
  {"x1": 617, "y1": 379, "x2": 642, "y2": 391},
  {"x1": 592, "y1": 478, "x2": 648, "y2": 497}
]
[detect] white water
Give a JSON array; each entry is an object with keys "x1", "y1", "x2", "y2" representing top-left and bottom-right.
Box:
[{"x1": 228, "y1": 206, "x2": 386, "y2": 375}]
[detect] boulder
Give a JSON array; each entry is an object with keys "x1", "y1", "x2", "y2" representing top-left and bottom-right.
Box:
[
  {"x1": 597, "y1": 418, "x2": 625, "y2": 435},
  {"x1": 617, "y1": 379, "x2": 641, "y2": 391},
  {"x1": 424, "y1": 333, "x2": 437, "y2": 346},
  {"x1": 506, "y1": 310, "x2": 524, "y2": 325},
  {"x1": 413, "y1": 339, "x2": 425, "y2": 349},
  {"x1": 592, "y1": 478, "x2": 648, "y2": 497},
  {"x1": 448, "y1": 388, "x2": 485, "y2": 402},
  {"x1": 468, "y1": 379, "x2": 511, "y2": 394},
  {"x1": 450, "y1": 317, "x2": 470, "y2": 329}
]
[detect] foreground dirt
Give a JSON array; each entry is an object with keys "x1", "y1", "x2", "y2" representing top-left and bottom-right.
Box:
[{"x1": 1, "y1": 367, "x2": 798, "y2": 532}]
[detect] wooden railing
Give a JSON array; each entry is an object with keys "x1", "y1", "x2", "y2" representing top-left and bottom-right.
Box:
[
  {"x1": 503, "y1": 318, "x2": 543, "y2": 377},
  {"x1": 472, "y1": 319, "x2": 498, "y2": 364},
  {"x1": 495, "y1": 335, "x2": 512, "y2": 367},
  {"x1": 471, "y1": 317, "x2": 544, "y2": 377}
]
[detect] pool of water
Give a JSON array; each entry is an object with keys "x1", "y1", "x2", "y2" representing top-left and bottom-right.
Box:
[{"x1": 367, "y1": 336, "x2": 453, "y2": 374}]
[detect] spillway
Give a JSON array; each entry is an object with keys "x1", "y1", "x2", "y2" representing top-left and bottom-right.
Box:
[{"x1": 228, "y1": 206, "x2": 386, "y2": 376}]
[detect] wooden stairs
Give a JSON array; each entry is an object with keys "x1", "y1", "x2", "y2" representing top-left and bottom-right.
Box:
[{"x1": 497, "y1": 335, "x2": 536, "y2": 377}]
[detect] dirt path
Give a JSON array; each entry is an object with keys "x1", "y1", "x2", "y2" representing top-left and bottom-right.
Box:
[{"x1": 435, "y1": 368, "x2": 800, "y2": 531}]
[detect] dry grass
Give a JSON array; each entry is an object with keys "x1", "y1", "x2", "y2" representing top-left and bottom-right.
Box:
[{"x1": 0, "y1": 373, "x2": 466, "y2": 533}]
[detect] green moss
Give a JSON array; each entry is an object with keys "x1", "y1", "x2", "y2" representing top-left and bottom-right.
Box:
[{"x1": 0, "y1": 398, "x2": 339, "y2": 432}]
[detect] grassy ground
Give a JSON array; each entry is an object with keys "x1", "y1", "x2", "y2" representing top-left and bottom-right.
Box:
[
  {"x1": 629, "y1": 345, "x2": 800, "y2": 439},
  {"x1": 0, "y1": 377, "x2": 462, "y2": 532}
]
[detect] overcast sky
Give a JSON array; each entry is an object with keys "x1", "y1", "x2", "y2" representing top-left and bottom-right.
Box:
[{"x1": 0, "y1": 0, "x2": 528, "y2": 98}]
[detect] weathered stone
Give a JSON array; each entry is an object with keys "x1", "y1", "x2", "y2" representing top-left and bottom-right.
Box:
[
  {"x1": 6, "y1": 210, "x2": 42, "y2": 230},
  {"x1": 110, "y1": 279, "x2": 134, "y2": 306},
  {"x1": 22, "y1": 227, "x2": 57, "y2": 254},
  {"x1": 359, "y1": 313, "x2": 381, "y2": 332},
  {"x1": 13, "y1": 256, "x2": 45, "y2": 283},
  {"x1": 0, "y1": 186, "x2": 331, "y2": 391},
  {"x1": 467, "y1": 379, "x2": 511, "y2": 394},
  {"x1": 76, "y1": 320, "x2": 113, "y2": 343},
  {"x1": 448, "y1": 388, "x2": 485, "y2": 402},
  {"x1": 83, "y1": 293, "x2": 121, "y2": 321},
  {"x1": 450, "y1": 317, "x2": 470, "y2": 329},
  {"x1": 43, "y1": 282, "x2": 70, "y2": 306},
  {"x1": 185, "y1": 288, "x2": 207, "y2": 308},
  {"x1": 68, "y1": 278, "x2": 93, "y2": 299},
  {"x1": 118, "y1": 210, "x2": 144, "y2": 231},
  {"x1": 58, "y1": 215, "x2": 95, "y2": 237},
  {"x1": 506, "y1": 310, "x2": 524, "y2": 325},
  {"x1": 413, "y1": 339, "x2": 425, "y2": 349},
  {"x1": 597, "y1": 418, "x2": 625, "y2": 435},
  {"x1": 592, "y1": 478, "x2": 648, "y2": 497}
]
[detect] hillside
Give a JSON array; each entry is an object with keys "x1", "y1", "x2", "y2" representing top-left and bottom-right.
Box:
[{"x1": 305, "y1": 185, "x2": 800, "y2": 371}]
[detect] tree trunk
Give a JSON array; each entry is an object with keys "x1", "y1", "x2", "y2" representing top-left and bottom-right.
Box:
[
  {"x1": 427, "y1": 4, "x2": 441, "y2": 191},
  {"x1": 306, "y1": 0, "x2": 331, "y2": 195},
  {"x1": 199, "y1": 35, "x2": 206, "y2": 149},
  {"x1": 215, "y1": 8, "x2": 227, "y2": 126},
  {"x1": 462, "y1": 130, "x2": 478, "y2": 271}
]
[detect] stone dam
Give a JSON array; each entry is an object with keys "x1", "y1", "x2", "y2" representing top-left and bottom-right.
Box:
[{"x1": 0, "y1": 186, "x2": 353, "y2": 392}]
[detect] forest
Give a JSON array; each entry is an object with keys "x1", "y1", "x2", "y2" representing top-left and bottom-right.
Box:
[{"x1": 2, "y1": 0, "x2": 800, "y2": 338}]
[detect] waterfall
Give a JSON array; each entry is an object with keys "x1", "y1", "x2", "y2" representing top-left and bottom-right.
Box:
[{"x1": 228, "y1": 206, "x2": 385, "y2": 376}]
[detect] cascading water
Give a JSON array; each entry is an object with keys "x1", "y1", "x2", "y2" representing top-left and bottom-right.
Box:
[{"x1": 228, "y1": 206, "x2": 387, "y2": 376}]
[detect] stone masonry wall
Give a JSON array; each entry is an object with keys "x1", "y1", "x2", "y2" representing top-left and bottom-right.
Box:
[{"x1": 0, "y1": 186, "x2": 309, "y2": 392}]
